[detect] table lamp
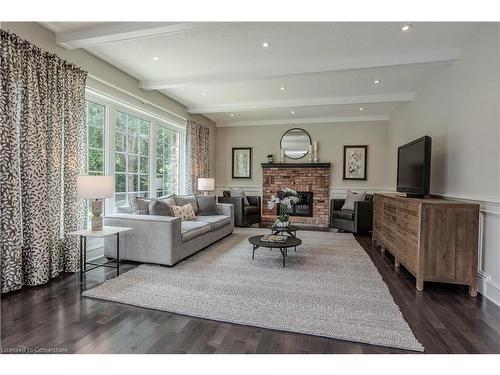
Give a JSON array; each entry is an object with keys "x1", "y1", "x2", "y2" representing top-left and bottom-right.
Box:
[
  {"x1": 197, "y1": 178, "x2": 215, "y2": 196},
  {"x1": 77, "y1": 175, "x2": 114, "y2": 231}
]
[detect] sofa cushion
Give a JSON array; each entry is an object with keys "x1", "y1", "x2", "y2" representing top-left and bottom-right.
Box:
[
  {"x1": 174, "y1": 194, "x2": 199, "y2": 214},
  {"x1": 195, "y1": 215, "x2": 231, "y2": 230},
  {"x1": 181, "y1": 221, "x2": 211, "y2": 242},
  {"x1": 333, "y1": 209, "x2": 354, "y2": 221},
  {"x1": 148, "y1": 199, "x2": 173, "y2": 216},
  {"x1": 342, "y1": 191, "x2": 366, "y2": 211},
  {"x1": 244, "y1": 205, "x2": 260, "y2": 216},
  {"x1": 171, "y1": 204, "x2": 196, "y2": 220},
  {"x1": 230, "y1": 187, "x2": 250, "y2": 206},
  {"x1": 196, "y1": 195, "x2": 218, "y2": 215},
  {"x1": 129, "y1": 197, "x2": 152, "y2": 215}
]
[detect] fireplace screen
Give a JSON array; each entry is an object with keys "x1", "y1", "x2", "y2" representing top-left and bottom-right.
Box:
[{"x1": 277, "y1": 191, "x2": 313, "y2": 217}]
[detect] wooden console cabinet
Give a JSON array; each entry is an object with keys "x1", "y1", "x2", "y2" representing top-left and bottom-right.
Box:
[{"x1": 372, "y1": 193, "x2": 479, "y2": 296}]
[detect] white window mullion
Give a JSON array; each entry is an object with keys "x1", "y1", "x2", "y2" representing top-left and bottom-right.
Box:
[
  {"x1": 106, "y1": 103, "x2": 116, "y2": 215},
  {"x1": 150, "y1": 121, "x2": 158, "y2": 198}
]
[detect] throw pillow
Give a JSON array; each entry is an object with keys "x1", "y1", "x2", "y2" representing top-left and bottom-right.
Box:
[
  {"x1": 173, "y1": 194, "x2": 199, "y2": 214},
  {"x1": 148, "y1": 199, "x2": 174, "y2": 216},
  {"x1": 196, "y1": 195, "x2": 218, "y2": 216},
  {"x1": 171, "y1": 204, "x2": 196, "y2": 220},
  {"x1": 341, "y1": 191, "x2": 366, "y2": 211},
  {"x1": 129, "y1": 197, "x2": 152, "y2": 215},
  {"x1": 230, "y1": 187, "x2": 250, "y2": 206}
]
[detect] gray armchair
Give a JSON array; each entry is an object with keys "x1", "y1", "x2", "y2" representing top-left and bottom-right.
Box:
[
  {"x1": 330, "y1": 194, "x2": 373, "y2": 234},
  {"x1": 218, "y1": 191, "x2": 261, "y2": 227}
]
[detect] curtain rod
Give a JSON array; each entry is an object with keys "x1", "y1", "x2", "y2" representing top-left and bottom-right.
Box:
[{"x1": 87, "y1": 72, "x2": 188, "y2": 122}]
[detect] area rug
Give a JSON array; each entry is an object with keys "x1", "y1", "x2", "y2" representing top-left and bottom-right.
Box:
[{"x1": 83, "y1": 228, "x2": 424, "y2": 351}]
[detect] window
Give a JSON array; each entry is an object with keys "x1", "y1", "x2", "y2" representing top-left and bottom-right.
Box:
[
  {"x1": 114, "y1": 111, "x2": 151, "y2": 207},
  {"x1": 85, "y1": 91, "x2": 184, "y2": 213},
  {"x1": 86, "y1": 101, "x2": 105, "y2": 176},
  {"x1": 155, "y1": 126, "x2": 180, "y2": 197}
]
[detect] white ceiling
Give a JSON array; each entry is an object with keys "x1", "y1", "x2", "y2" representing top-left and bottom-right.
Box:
[{"x1": 41, "y1": 22, "x2": 479, "y2": 126}]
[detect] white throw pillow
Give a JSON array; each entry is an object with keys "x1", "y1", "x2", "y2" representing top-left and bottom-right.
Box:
[
  {"x1": 341, "y1": 191, "x2": 366, "y2": 211},
  {"x1": 171, "y1": 203, "x2": 196, "y2": 220},
  {"x1": 230, "y1": 187, "x2": 250, "y2": 206}
]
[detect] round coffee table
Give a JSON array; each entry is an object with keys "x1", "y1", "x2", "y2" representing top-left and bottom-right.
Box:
[{"x1": 248, "y1": 235, "x2": 302, "y2": 267}]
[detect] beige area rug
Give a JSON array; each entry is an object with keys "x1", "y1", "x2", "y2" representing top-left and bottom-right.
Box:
[{"x1": 83, "y1": 228, "x2": 424, "y2": 351}]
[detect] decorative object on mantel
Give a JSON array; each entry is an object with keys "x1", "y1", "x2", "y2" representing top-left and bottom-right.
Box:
[
  {"x1": 266, "y1": 154, "x2": 274, "y2": 163},
  {"x1": 267, "y1": 188, "x2": 300, "y2": 228},
  {"x1": 313, "y1": 141, "x2": 319, "y2": 163},
  {"x1": 232, "y1": 147, "x2": 252, "y2": 179},
  {"x1": 279, "y1": 149, "x2": 285, "y2": 163},
  {"x1": 308, "y1": 144, "x2": 313, "y2": 162},
  {"x1": 343, "y1": 145, "x2": 368, "y2": 180},
  {"x1": 280, "y1": 128, "x2": 312, "y2": 159}
]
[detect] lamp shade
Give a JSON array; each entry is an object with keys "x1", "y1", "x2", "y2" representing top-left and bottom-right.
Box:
[
  {"x1": 197, "y1": 178, "x2": 215, "y2": 191},
  {"x1": 77, "y1": 176, "x2": 114, "y2": 199}
]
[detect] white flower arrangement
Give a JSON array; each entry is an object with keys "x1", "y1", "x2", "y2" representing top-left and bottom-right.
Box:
[{"x1": 267, "y1": 188, "x2": 300, "y2": 226}]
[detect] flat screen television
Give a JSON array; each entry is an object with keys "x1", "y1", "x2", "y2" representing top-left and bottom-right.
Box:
[{"x1": 396, "y1": 136, "x2": 432, "y2": 197}]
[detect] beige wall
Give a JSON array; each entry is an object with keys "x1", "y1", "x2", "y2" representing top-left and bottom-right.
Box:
[
  {"x1": 1, "y1": 22, "x2": 217, "y2": 178},
  {"x1": 386, "y1": 24, "x2": 500, "y2": 306},
  {"x1": 215, "y1": 121, "x2": 391, "y2": 196}
]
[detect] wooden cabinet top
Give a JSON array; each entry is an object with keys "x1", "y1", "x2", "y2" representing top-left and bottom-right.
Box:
[{"x1": 374, "y1": 193, "x2": 479, "y2": 208}]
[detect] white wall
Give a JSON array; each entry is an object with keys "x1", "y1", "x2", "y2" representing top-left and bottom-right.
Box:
[
  {"x1": 387, "y1": 24, "x2": 500, "y2": 305},
  {"x1": 215, "y1": 121, "x2": 392, "y2": 197}
]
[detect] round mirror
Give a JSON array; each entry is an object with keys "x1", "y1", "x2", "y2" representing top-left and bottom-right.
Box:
[{"x1": 280, "y1": 128, "x2": 312, "y2": 159}]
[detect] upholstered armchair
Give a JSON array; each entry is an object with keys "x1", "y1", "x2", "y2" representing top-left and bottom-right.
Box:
[
  {"x1": 330, "y1": 194, "x2": 373, "y2": 234},
  {"x1": 217, "y1": 190, "x2": 261, "y2": 227}
]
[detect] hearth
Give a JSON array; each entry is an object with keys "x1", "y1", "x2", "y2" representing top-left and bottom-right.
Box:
[{"x1": 277, "y1": 191, "x2": 313, "y2": 217}]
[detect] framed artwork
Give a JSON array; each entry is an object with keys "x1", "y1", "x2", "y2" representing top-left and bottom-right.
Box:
[
  {"x1": 343, "y1": 145, "x2": 368, "y2": 180},
  {"x1": 232, "y1": 147, "x2": 252, "y2": 179}
]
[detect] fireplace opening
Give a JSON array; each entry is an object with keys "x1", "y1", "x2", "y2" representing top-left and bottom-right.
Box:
[{"x1": 277, "y1": 191, "x2": 313, "y2": 217}]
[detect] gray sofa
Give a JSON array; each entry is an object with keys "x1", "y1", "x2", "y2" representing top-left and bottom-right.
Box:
[{"x1": 103, "y1": 202, "x2": 234, "y2": 266}]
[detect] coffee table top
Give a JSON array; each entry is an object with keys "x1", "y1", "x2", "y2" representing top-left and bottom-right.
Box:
[
  {"x1": 248, "y1": 235, "x2": 301, "y2": 248},
  {"x1": 270, "y1": 225, "x2": 299, "y2": 232}
]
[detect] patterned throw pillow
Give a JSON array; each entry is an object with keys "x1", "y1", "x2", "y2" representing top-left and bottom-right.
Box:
[
  {"x1": 173, "y1": 194, "x2": 199, "y2": 214},
  {"x1": 171, "y1": 204, "x2": 196, "y2": 220}
]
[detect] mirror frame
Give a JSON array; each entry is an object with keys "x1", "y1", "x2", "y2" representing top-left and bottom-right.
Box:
[{"x1": 280, "y1": 128, "x2": 312, "y2": 160}]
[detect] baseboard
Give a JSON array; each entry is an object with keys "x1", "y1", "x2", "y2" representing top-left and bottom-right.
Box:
[{"x1": 478, "y1": 271, "x2": 500, "y2": 307}]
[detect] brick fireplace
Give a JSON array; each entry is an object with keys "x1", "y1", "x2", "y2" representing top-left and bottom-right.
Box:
[{"x1": 261, "y1": 163, "x2": 331, "y2": 228}]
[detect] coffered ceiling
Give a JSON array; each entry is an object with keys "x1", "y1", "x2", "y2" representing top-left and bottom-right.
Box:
[{"x1": 41, "y1": 22, "x2": 479, "y2": 126}]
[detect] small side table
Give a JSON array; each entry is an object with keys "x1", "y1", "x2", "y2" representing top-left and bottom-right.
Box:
[{"x1": 68, "y1": 226, "x2": 132, "y2": 281}]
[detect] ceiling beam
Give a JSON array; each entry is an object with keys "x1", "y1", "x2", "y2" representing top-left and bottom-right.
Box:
[
  {"x1": 141, "y1": 49, "x2": 460, "y2": 90},
  {"x1": 188, "y1": 93, "x2": 414, "y2": 114},
  {"x1": 55, "y1": 22, "x2": 226, "y2": 49},
  {"x1": 216, "y1": 115, "x2": 391, "y2": 127}
]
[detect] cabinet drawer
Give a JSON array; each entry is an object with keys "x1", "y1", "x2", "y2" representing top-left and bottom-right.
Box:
[
  {"x1": 397, "y1": 211, "x2": 419, "y2": 235},
  {"x1": 397, "y1": 200, "x2": 420, "y2": 216},
  {"x1": 373, "y1": 216, "x2": 383, "y2": 234},
  {"x1": 398, "y1": 237, "x2": 417, "y2": 271},
  {"x1": 382, "y1": 225, "x2": 397, "y2": 248}
]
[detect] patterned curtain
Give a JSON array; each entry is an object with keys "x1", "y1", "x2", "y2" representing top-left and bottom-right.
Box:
[
  {"x1": 0, "y1": 30, "x2": 88, "y2": 293},
  {"x1": 185, "y1": 119, "x2": 210, "y2": 194}
]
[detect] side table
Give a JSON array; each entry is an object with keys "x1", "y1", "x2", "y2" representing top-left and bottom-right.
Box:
[{"x1": 68, "y1": 226, "x2": 132, "y2": 282}]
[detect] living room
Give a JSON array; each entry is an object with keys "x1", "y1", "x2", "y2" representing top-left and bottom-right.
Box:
[{"x1": 1, "y1": 0, "x2": 500, "y2": 372}]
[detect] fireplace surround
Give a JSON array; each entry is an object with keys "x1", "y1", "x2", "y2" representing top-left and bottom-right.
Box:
[{"x1": 262, "y1": 163, "x2": 331, "y2": 228}]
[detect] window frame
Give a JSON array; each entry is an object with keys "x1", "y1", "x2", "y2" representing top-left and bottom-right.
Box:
[{"x1": 85, "y1": 90, "x2": 186, "y2": 216}]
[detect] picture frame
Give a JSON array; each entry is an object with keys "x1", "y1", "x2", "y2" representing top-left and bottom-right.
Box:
[
  {"x1": 232, "y1": 147, "x2": 252, "y2": 179},
  {"x1": 343, "y1": 145, "x2": 368, "y2": 180}
]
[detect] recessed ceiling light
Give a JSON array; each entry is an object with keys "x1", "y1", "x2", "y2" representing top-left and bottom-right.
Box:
[
  {"x1": 359, "y1": 107, "x2": 364, "y2": 111},
  {"x1": 230, "y1": 113, "x2": 234, "y2": 117},
  {"x1": 401, "y1": 24, "x2": 412, "y2": 32},
  {"x1": 280, "y1": 86, "x2": 286, "y2": 91},
  {"x1": 152, "y1": 56, "x2": 159, "y2": 61},
  {"x1": 374, "y1": 79, "x2": 381, "y2": 84},
  {"x1": 291, "y1": 110, "x2": 295, "y2": 115},
  {"x1": 202, "y1": 92, "x2": 207, "y2": 96},
  {"x1": 262, "y1": 42, "x2": 270, "y2": 48}
]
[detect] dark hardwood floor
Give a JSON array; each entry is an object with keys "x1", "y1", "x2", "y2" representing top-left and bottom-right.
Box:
[{"x1": 2, "y1": 232, "x2": 500, "y2": 354}]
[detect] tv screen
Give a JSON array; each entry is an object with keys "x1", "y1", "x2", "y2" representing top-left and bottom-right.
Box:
[{"x1": 397, "y1": 136, "x2": 432, "y2": 197}]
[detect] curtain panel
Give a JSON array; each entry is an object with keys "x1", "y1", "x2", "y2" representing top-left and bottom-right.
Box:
[
  {"x1": 185, "y1": 119, "x2": 210, "y2": 194},
  {"x1": 0, "y1": 29, "x2": 88, "y2": 293}
]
